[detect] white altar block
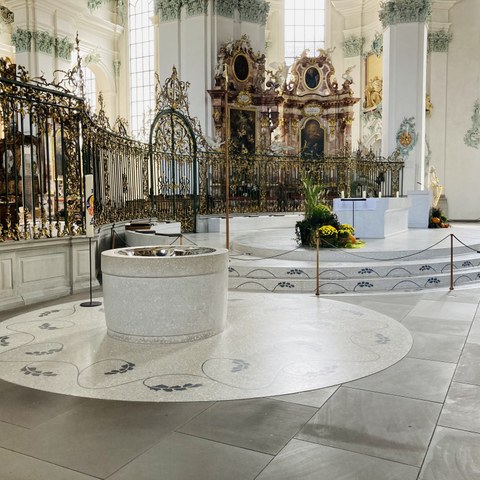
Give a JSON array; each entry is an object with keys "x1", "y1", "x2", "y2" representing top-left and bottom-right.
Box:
[
  {"x1": 333, "y1": 197, "x2": 411, "y2": 238},
  {"x1": 407, "y1": 190, "x2": 432, "y2": 228}
]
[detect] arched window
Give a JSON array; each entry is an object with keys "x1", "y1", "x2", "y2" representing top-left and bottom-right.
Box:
[
  {"x1": 83, "y1": 66, "x2": 96, "y2": 112},
  {"x1": 128, "y1": 0, "x2": 155, "y2": 140},
  {"x1": 284, "y1": 0, "x2": 325, "y2": 65}
]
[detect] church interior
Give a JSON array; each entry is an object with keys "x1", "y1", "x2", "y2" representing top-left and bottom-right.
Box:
[{"x1": 0, "y1": 0, "x2": 480, "y2": 479}]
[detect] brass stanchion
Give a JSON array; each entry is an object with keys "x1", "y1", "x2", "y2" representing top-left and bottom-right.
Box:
[
  {"x1": 450, "y1": 233, "x2": 454, "y2": 291},
  {"x1": 224, "y1": 66, "x2": 230, "y2": 250},
  {"x1": 316, "y1": 230, "x2": 320, "y2": 296}
]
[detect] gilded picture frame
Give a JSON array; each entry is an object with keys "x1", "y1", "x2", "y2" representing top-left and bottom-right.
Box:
[{"x1": 229, "y1": 107, "x2": 257, "y2": 155}]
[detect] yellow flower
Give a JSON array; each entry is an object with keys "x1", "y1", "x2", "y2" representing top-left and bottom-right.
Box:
[
  {"x1": 318, "y1": 225, "x2": 338, "y2": 238},
  {"x1": 340, "y1": 223, "x2": 354, "y2": 234}
]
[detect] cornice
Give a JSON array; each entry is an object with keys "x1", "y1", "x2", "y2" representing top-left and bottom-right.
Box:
[
  {"x1": 332, "y1": 0, "x2": 380, "y2": 18},
  {"x1": 431, "y1": 0, "x2": 461, "y2": 11},
  {"x1": 331, "y1": 0, "x2": 363, "y2": 17}
]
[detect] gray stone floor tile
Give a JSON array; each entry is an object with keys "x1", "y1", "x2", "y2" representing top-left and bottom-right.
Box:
[
  {"x1": 420, "y1": 426, "x2": 480, "y2": 480},
  {"x1": 0, "y1": 447, "x2": 97, "y2": 480},
  {"x1": 468, "y1": 317, "x2": 480, "y2": 345},
  {"x1": 407, "y1": 331, "x2": 465, "y2": 363},
  {"x1": 334, "y1": 298, "x2": 415, "y2": 321},
  {"x1": 0, "y1": 385, "x2": 86, "y2": 428},
  {"x1": 407, "y1": 299, "x2": 477, "y2": 322},
  {"x1": 345, "y1": 357, "x2": 456, "y2": 403},
  {"x1": 455, "y1": 344, "x2": 480, "y2": 385},
  {"x1": 109, "y1": 431, "x2": 272, "y2": 480},
  {"x1": 0, "y1": 420, "x2": 28, "y2": 444},
  {"x1": 0, "y1": 379, "x2": 15, "y2": 393},
  {"x1": 0, "y1": 399, "x2": 211, "y2": 478},
  {"x1": 296, "y1": 387, "x2": 441, "y2": 466},
  {"x1": 270, "y1": 386, "x2": 339, "y2": 408},
  {"x1": 177, "y1": 398, "x2": 316, "y2": 455},
  {"x1": 401, "y1": 315, "x2": 471, "y2": 336},
  {"x1": 439, "y1": 382, "x2": 480, "y2": 433},
  {"x1": 256, "y1": 439, "x2": 419, "y2": 480}
]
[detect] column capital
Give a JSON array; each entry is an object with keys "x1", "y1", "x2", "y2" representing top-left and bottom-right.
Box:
[
  {"x1": 428, "y1": 28, "x2": 452, "y2": 53},
  {"x1": 379, "y1": 0, "x2": 432, "y2": 29}
]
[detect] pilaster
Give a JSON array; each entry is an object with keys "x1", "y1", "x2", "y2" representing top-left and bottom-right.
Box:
[{"x1": 380, "y1": 0, "x2": 431, "y2": 192}]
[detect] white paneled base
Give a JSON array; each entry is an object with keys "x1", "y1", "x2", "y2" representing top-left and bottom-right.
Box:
[{"x1": 0, "y1": 237, "x2": 99, "y2": 310}]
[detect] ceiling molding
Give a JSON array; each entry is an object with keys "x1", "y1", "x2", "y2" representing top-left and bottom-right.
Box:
[{"x1": 331, "y1": 0, "x2": 380, "y2": 18}]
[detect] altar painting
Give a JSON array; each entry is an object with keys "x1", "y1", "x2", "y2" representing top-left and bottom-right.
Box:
[{"x1": 229, "y1": 108, "x2": 256, "y2": 155}]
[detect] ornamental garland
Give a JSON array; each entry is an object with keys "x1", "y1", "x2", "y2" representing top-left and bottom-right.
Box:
[
  {"x1": 428, "y1": 30, "x2": 453, "y2": 53},
  {"x1": 379, "y1": 0, "x2": 432, "y2": 29},
  {"x1": 464, "y1": 100, "x2": 480, "y2": 149},
  {"x1": 343, "y1": 35, "x2": 364, "y2": 57},
  {"x1": 85, "y1": 49, "x2": 101, "y2": 65},
  {"x1": 370, "y1": 32, "x2": 383, "y2": 56},
  {"x1": 87, "y1": 0, "x2": 126, "y2": 23}
]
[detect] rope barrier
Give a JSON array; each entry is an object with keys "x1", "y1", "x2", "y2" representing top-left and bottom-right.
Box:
[
  {"x1": 226, "y1": 232, "x2": 480, "y2": 264},
  {"x1": 452, "y1": 234, "x2": 480, "y2": 253},
  {"x1": 318, "y1": 234, "x2": 452, "y2": 262},
  {"x1": 228, "y1": 245, "x2": 303, "y2": 261}
]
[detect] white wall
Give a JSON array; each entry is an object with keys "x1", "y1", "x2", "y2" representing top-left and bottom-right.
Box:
[{"x1": 443, "y1": 0, "x2": 480, "y2": 220}]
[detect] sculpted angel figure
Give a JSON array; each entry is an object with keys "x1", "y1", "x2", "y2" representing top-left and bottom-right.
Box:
[
  {"x1": 364, "y1": 76, "x2": 382, "y2": 109},
  {"x1": 428, "y1": 165, "x2": 443, "y2": 207}
]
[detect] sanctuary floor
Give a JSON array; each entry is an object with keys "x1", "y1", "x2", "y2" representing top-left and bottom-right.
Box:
[{"x1": 0, "y1": 224, "x2": 479, "y2": 479}]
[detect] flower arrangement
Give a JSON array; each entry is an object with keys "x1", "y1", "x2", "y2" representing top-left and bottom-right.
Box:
[
  {"x1": 429, "y1": 207, "x2": 449, "y2": 228},
  {"x1": 295, "y1": 178, "x2": 359, "y2": 248}
]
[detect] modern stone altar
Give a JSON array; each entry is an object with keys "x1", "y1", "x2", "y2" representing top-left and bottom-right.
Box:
[
  {"x1": 125, "y1": 221, "x2": 182, "y2": 247},
  {"x1": 101, "y1": 245, "x2": 228, "y2": 343},
  {"x1": 333, "y1": 197, "x2": 411, "y2": 238}
]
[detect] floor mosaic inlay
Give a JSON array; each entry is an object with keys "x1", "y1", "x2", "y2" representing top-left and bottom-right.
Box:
[{"x1": 0, "y1": 292, "x2": 412, "y2": 402}]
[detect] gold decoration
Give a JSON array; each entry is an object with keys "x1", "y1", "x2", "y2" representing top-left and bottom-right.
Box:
[
  {"x1": 426, "y1": 95, "x2": 433, "y2": 117},
  {"x1": 364, "y1": 76, "x2": 382, "y2": 109},
  {"x1": 236, "y1": 91, "x2": 252, "y2": 107},
  {"x1": 328, "y1": 118, "x2": 337, "y2": 135}
]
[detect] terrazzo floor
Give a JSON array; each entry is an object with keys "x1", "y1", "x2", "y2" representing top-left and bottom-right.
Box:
[
  {"x1": 0, "y1": 293, "x2": 411, "y2": 402},
  {"x1": 0, "y1": 286, "x2": 479, "y2": 479},
  {"x1": 1, "y1": 223, "x2": 480, "y2": 478}
]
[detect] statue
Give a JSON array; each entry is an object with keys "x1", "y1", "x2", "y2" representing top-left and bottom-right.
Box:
[
  {"x1": 428, "y1": 166, "x2": 442, "y2": 208},
  {"x1": 364, "y1": 76, "x2": 382, "y2": 109}
]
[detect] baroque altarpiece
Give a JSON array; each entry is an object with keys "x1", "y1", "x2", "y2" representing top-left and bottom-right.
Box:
[{"x1": 208, "y1": 36, "x2": 360, "y2": 157}]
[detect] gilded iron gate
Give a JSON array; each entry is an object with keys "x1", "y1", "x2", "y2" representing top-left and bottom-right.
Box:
[{"x1": 148, "y1": 69, "x2": 199, "y2": 232}]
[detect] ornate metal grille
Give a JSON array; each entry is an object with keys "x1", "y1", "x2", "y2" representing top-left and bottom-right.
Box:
[{"x1": 0, "y1": 57, "x2": 404, "y2": 241}]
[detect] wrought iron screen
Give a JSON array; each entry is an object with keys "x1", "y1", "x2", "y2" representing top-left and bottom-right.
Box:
[{"x1": 0, "y1": 57, "x2": 404, "y2": 241}]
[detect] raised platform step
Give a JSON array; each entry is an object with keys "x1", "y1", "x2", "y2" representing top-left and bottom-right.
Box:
[
  {"x1": 227, "y1": 224, "x2": 480, "y2": 294},
  {"x1": 228, "y1": 266, "x2": 480, "y2": 294}
]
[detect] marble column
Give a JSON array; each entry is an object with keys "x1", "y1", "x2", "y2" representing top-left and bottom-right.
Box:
[
  {"x1": 426, "y1": 29, "x2": 452, "y2": 190},
  {"x1": 342, "y1": 33, "x2": 364, "y2": 150},
  {"x1": 380, "y1": 0, "x2": 430, "y2": 192},
  {"x1": 156, "y1": 0, "x2": 268, "y2": 136}
]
